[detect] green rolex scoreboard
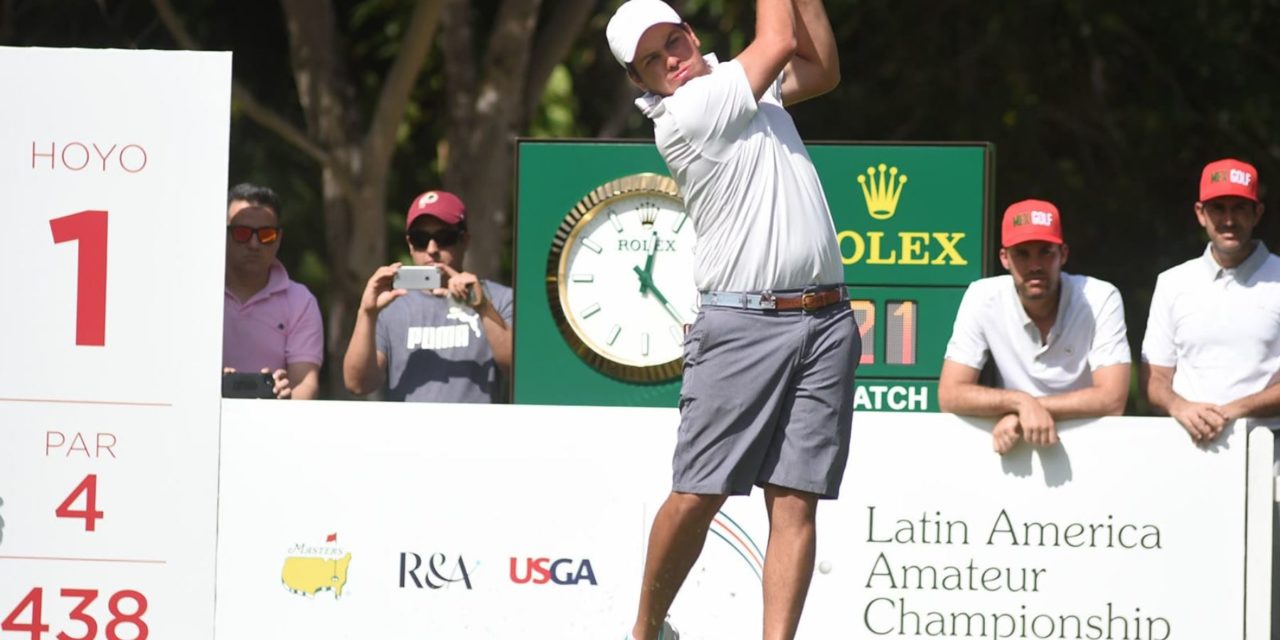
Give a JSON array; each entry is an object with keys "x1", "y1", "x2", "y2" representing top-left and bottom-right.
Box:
[{"x1": 512, "y1": 141, "x2": 992, "y2": 411}]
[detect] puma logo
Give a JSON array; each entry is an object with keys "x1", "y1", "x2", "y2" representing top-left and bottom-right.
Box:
[{"x1": 447, "y1": 305, "x2": 482, "y2": 338}]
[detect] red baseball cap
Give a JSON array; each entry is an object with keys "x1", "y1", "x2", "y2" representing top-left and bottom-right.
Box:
[
  {"x1": 1001, "y1": 199, "x2": 1063, "y2": 248},
  {"x1": 1200, "y1": 159, "x2": 1259, "y2": 202},
  {"x1": 405, "y1": 190, "x2": 466, "y2": 229}
]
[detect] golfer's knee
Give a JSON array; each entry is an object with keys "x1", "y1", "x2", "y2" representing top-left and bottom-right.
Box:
[
  {"x1": 765, "y1": 488, "x2": 818, "y2": 527},
  {"x1": 664, "y1": 491, "x2": 725, "y2": 523}
]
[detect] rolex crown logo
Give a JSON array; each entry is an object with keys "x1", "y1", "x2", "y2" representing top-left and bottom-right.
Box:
[
  {"x1": 857, "y1": 164, "x2": 908, "y2": 221},
  {"x1": 638, "y1": 200, "x2": 659, "y2": 226}
]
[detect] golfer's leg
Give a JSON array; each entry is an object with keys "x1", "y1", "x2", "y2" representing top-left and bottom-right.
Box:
[
  {"x1": 632, "y1": 491, "x2": 727, "y2": 640},
  {"x1": 761, "y1": 485, "x2": 819, "y2": 640}
]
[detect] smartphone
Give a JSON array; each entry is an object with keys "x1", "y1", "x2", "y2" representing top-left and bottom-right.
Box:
[
  {"x1": 394, "y1": 265, "x2": 442, "y2": 290},
  {"x1": 222, "y1": 371, "x2": 276, "y2": 399}
]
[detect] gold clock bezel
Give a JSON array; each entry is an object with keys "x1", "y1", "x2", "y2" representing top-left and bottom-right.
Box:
[{"x1": 546, "y1": 173, "x2": 687, "y2": 382}]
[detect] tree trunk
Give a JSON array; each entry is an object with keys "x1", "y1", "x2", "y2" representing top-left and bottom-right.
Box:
[
  {"x1": 277, "y1": 0, "x2": 442, "y2": 398},
  {"x1": 442, "y1": 0, "x2": 554, "y2": 282}
]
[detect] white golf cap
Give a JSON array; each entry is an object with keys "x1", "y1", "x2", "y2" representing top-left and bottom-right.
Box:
[{"x1": 606, "y1": 0, "x2": 683, "y2": 66}]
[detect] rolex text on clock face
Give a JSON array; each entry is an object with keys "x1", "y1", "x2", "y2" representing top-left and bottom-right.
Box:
[{"x1": 560, "y1": 192, "x2": 697, "y2": 370}]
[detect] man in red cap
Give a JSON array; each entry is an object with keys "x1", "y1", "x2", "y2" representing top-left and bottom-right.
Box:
[
  {"x1": 1142, "y1": 159, "x2": 1280, "y2": 443},
  {"x1": 939, "y1": 199, "x2": 1131, "y2": 453},
  {"x1": 342, "y1": 190, "x2": 512, "y2": 403}
]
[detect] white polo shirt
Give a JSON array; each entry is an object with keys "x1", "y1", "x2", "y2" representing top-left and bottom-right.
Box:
[
  {"x1": 944, "y1": 273, "x2": 1131, "y2": 396},
  {"x1": 637, "y1": 55, "x2": 843, "y2": 292},
  {"x1": 1141, "y1": 242, "x2": 1280, "y2": 404}
]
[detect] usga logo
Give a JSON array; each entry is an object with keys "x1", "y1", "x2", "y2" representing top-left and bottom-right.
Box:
[
  {"x1": 509, "y1": 557, "x2": 598, "y2": 586},
  {"x1": 839, "y1": 163, "x2": 968, "y2": 267}
]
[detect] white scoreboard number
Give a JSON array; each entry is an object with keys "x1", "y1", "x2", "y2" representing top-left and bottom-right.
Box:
[{"x1": 0, "y1": 48, "x2": 230, "y2": 640}]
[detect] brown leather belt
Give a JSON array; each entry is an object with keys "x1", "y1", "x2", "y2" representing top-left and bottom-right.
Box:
[{"x1": 699, "y1": 288, "x2": 847, "y2": 312}]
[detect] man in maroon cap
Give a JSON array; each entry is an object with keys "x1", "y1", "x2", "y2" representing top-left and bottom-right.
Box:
[
  {"x1": 342, "y1": 190, "x2": 513, "y2": 402},
  {"x1": 939, "y1": 199, "x2": 1131, "y2": 453},
  {"x1": 1142, "y1": 159, "x2": 1280, "y2": 443}
]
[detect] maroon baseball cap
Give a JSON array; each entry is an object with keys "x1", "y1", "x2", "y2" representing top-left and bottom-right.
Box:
[
  {"x1": 405, "y1": 190, "x2": 466, "y2": 229},
  {"x1": 1001, "y1": 199, "x2": 1064, "y2": 248},
  {"x1": 1199, "y1": 159, "x2": 1259, "y2": 202}
]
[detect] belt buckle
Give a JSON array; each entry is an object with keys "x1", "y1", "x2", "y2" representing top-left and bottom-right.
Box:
[
  {"x1": 801, "y1": 291, "x2": 819, "y2": 312},
  {"x1": 758, "y1": 291, "x2": 777, "y2": 310}
]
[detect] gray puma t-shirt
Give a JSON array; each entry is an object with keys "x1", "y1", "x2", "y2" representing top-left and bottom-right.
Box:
[{"x1": 375, "y1": 281, "x2": 513, "y2": 403}]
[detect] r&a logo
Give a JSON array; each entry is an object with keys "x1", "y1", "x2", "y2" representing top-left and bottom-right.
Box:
[{"x1": 400, "y1": 552, "x2": 474, "y2": 589}]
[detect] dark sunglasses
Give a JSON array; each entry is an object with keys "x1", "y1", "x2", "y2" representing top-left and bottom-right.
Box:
[
  {"x1": 408, "y1": 228, "x2": 463, "y2": 250},
  {"x1": 228, "y1": 225, "x2": 281, "y2": 244}
]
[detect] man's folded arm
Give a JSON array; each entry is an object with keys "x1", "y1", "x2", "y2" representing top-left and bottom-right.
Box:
[{"x1": 1035, "y1": 363, "x2": 1129, "y2": 419}]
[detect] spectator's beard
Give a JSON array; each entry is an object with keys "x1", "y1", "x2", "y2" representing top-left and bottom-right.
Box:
[{"x1": 1015, "y1": 273, "x2": 1058, "y2": 302}]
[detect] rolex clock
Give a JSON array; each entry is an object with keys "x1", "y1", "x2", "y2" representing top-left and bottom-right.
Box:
[{"x1": 547, "y1": 173, "x2": 698, "y2": 381}]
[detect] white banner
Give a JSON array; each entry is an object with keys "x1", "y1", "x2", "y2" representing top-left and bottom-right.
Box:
[
  {"x1": 0, "y1": 47, "x2": 229, "y2": 640},
  {"x1": 813, "y1": 415, "x2": 1245, "y2": 640},
  {"x1": 215, "y1": 402, "x2": 1249, "y2": 639}
]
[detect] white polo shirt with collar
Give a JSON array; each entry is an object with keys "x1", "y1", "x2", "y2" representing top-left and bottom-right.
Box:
[
  {"x1": 945, "y1": 272, "x2": 1131, "y2": 396},
  {"x1": 635, "y1": 54, "x2": 843, "y2": 293},
  {"x1": 1142, "y1": 242, "x2": 1280, "y2": 404}
]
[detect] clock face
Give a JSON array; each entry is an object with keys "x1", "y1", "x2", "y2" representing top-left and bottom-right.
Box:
[{"x1": 548, "y1": 174, "x2": 698, "y2": 381}]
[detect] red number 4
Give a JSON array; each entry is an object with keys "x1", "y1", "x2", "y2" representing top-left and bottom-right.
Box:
[
  {"x1": 55, "y1": 475, "x2": 103, "y2": 532},
  {"x1": 1, "y1": 589, "x2": 48, "y2": 640},
  {"x1": 50, "y1": 210, "x2": 108, "y2": 347}
]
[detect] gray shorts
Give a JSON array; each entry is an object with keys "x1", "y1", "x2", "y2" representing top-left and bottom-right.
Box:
[{"x1": 672, "y1": 302, "x2": 858, "y2": 499}]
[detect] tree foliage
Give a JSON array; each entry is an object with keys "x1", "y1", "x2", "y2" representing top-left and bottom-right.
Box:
[{"x1": 4, "y1": 0, "x2": 1277, "y2": 408}]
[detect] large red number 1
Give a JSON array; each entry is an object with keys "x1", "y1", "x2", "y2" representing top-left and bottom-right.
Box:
[{"x1": 50, "y1": 210, "x2": 108, "y2": 346}]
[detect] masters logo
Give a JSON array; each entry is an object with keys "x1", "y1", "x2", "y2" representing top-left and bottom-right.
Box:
[
  {"x1": 281, "y1": 533, "x2": 352, "y2": 599},
  {"x1": 838, "y1": 164, "x2": 968, "y2": 267}
]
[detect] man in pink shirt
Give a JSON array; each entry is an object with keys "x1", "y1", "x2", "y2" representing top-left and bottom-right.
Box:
[{"x1": 223, "y1": 183, "x2": 324, "y2": 399}]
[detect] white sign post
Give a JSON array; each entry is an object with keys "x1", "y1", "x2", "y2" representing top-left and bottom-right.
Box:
[{"x1": 0, "y1": 47, "x2": 229, "y2": 640}]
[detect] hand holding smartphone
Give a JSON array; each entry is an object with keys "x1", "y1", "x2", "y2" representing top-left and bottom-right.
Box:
[
  {"x1": 222, "y1": 371, "x2": 276, "y2": 399},
  {"x1": 393, "y1": 265, "x2": 442, "y2": 290}
]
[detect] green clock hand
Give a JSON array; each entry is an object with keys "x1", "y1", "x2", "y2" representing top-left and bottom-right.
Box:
[
  {"x1": 633, "y1": 264, "x2": 653, "y2": 295},
  {"x1": 638, "y1": 230, "x2": 659, "y2": 292},
  {"x1": 633, "y1": 264, "x2": 653, "y2": 291},
  {"x1": 633, "y1": 265, "x2": 684, "y2": 324}
]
